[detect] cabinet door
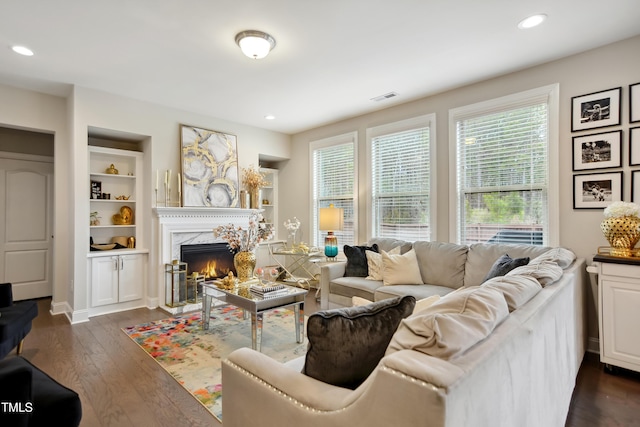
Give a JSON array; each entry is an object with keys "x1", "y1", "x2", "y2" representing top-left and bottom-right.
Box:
[
  {"x1": 91, "y1": 256, "x2": 119, "y2": 307},
  {"x1": 118, "y1": 254, "x2": 145, "y2": 302},
  {"x1": 601, "y1": 277, "x2": 640, "y2": 367}
]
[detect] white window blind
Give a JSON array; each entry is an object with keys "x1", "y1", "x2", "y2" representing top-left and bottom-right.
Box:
[
  {"x1": 371, "y1": 126, "x2": 430, "y2": 241},
  {"x1": 312, "y1": 139, "x2": 355, "y2": 248},
  {"x1": 455, "y1": 96, "x2": 549, "y2": 245}
]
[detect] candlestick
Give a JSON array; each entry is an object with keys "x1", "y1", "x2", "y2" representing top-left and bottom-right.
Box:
[
  {"x1": 167, "y1": 169, "x2": 171, "y2": 192},
  {"x1": 177, "y1": 173, "x2": 181, "y2": 207},
  {"x1": 155, "y1": 170, "x2": 158, "y2": 191}
]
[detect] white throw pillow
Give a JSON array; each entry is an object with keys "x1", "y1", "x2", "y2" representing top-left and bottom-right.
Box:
[
  {"x1": 381, "y1": 248, "x2": 423, "y2": 286},
  {"x1": 352, "y1": 296, "x2": 373, "y2": 307},
  {"x1": 366, "y1": 246, "x2": 401, "y2": 280},
  {"x1": 529, "y1": 247, "x2": 576, "y2": 269},
  {"x1": 412, "y1": 295, "x2": 441, "y2": 314}
]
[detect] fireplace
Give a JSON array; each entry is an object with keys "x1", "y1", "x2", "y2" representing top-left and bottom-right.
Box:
[{"x1": 180, "y1": 243, "x2": 236, "y2": 280}]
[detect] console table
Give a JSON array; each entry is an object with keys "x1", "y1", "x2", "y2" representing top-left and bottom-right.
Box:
[{"x1": 593, "y1": 254, "x2": 640, "y2": 373}]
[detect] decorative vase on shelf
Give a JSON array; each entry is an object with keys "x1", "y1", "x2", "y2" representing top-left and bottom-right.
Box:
[
  {"x1": 600, "y1": 215, "x2": 640, "y2": 257},
  {"x1": 234, "y1": 251, "x2": 256, "y2": 282},
  {"x1": 249, "y1": 189, "x2": 261, "y2": 209}
]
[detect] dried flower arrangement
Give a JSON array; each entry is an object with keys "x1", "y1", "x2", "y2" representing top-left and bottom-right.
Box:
[
  {"x1": 213, "y1": 211, "x2": 274, "y2": 252},
  {"x1": 241, "y1": 165, "x2": 270, "y2": 191}
]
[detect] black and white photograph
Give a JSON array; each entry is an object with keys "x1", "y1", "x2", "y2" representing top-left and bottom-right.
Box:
[
  {"x1": 572, "y1": 130, "x2": 621, "y2": 171},
  {"x1": 573, "y1": 172, "x2": 622, "y2": 209},
  {"x1": 571, "y1": 87, "x2": 621, "y2": 132},
  {"x1": 631, "y1": 82, "x2": 640, "y2": 123}
]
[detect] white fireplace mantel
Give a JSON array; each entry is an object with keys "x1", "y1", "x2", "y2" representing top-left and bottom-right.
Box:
[{"x1": 154, "y1": 206, "x2": 257, "y2": 310}]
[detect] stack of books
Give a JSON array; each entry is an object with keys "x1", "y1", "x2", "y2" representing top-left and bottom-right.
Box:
[{"x1": 249, "y1": 283, "x2": 288, "y2": 298}]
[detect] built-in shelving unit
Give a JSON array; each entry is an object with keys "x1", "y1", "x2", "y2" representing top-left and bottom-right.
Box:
[{"x1": 260, "y1": 167, "x2": 278, "y2": 239}]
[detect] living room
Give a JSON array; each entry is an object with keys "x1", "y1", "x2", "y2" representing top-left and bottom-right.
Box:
[{"x1": 1, "y1": 1, "x2": 640, "y2": 426}]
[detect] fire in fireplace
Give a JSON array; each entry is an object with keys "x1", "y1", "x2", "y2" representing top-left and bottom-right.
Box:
[{"x1": 180, "y1": 243, "x2": 236, "y2": 280}]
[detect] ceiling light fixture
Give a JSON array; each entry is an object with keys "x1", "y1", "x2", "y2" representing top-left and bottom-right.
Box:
[
  {"x1": 11, "y1": 45, "x2": 34, "y2": 56},
  {"x1": 518, "y1": 14, "x2": 547, "y2": 29},
  {"x1": 235, "y1": 30, "x2": 276, "y2": 59}
]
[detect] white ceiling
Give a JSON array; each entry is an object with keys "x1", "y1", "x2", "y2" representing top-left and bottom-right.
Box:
[{"x1": 1, "y1": 0, "x2": 639, "y2": 135}]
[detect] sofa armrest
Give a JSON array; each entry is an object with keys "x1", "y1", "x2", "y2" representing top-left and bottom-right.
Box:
[
  {"x1": 319, "y1": 262, "x2": 346, "y2": 309},
  {"x1": 222, "y1": 347, "x2": 447, "y2": 427}
]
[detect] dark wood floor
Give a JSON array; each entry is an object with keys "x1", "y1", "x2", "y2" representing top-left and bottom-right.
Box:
[{"x1": 8, "y1": 296, "x2": 640, "y2": 426}]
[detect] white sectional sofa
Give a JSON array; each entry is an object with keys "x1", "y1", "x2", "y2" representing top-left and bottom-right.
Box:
[{"x1": 221, "y1": 241, "x2": 587, "y2": 427}]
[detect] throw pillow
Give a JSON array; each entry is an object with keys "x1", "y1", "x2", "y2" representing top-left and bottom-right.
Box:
[
  {"x1": 482, "y1": 254, "x2": 530, "y2": 282},
  {"x1": 366, "y1": 246, "x2": 401, "y2": 280},
  {"x1": 303, "y1": 295, "x2": 416, "y2": 389},
  {"x1": 385, "y1": 286, "x2": 509, "y2": 359},
  {"x1": 344, "y1": 244, "x2": 378, "y2": 277},
  {"x1": 382, "y1": 249, "x2": 423, "y2": 286}
]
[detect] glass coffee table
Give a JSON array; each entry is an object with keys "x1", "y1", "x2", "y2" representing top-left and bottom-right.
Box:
[{"x1": 201, "y1": 281, "x2": 307, "y2": 352}]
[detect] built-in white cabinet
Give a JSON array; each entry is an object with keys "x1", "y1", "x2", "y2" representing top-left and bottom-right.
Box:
[
  {"x1": 594, "y1": 255, "x2": 640, "y2": 373},
  {"x1": 260, "y1": 167, "x2": 278, "y2": 238},
  {"x1": 89, "y1": 252, "x2": 147, "y2": 315}
]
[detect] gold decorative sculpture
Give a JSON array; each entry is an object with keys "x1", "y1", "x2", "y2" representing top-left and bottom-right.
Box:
[
  {"x1": 106, "y1": 164, "x2": 119, "y2": 174},
  {"x1": 112, "y1": 206, "x2": 133, "y2": 225}
]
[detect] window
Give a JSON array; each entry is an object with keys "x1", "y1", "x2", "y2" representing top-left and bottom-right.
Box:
[
  {"x1": 451, "y1": 85, "x2": 559, "y2": 246},
  {"x1": 367, "y1": 115, "x2": 434, "y2": 242},
  {"x1": 310, "y1": 132, "x2": 356, "y2": 248}
]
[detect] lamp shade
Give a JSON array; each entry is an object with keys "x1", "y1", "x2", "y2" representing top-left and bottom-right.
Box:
[
  {"x1": 235, "y1": 30, "x2": 276, "y2": 59},
  {"x1": 319, "y1": 205, "x2": 344, "y2": 231}
]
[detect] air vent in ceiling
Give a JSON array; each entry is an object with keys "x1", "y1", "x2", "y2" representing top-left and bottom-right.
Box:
[{"x1": 371, "y1": 92, "x2": 399, "y2": 102}]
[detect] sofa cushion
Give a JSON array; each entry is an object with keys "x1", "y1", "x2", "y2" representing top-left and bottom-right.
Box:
[
  {"x1": 374, "y1": 283, "x2": 453, "y2": 302},
  {"x1": 385, "y1": 286, "x2": 509, "y2": 359},
  {"x1": 464, "y1": 243, "x2": 550, "y2": 287},
  {"x1": 412, "y1": 241, "x2": 468, "y2": 289},
  {"x1": 303, "y1": 295, "x2": 416, "y2": 389},
  {"x1": 482, "y1": 254, "x2": 530, "y2": 282},
  {"x1": 366, "y1": 246, "x2": 400, "y2": 280},
  {"x1": 331, "y1": 276, "x2": 381, "y2": 301},
  {"x1": 344, "y1": 244, "x2": 378, "y2": 277},
  {"x1": 367, "y1": 237, "x2": 412, "y2": 254},
  {"x1": 382, "y1": 249, "x2": 423, "y2": 286},
  {"x1": 481, "y1": 274, "x2": 542, "y2": 311},
  {"x1": 506, "y1": 260, "x2": 563, "y2": 287}
]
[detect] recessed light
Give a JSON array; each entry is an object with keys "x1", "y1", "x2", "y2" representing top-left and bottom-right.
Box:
[
  {"x1": 264, "y1": 115, "x2": 275, "y2": 120},
  {"x1": 518, "y1": 14, "x2": 547, "y2": 29},
  {"x1": 11, "y1": 45, "x2": 34, "y2": 56}
]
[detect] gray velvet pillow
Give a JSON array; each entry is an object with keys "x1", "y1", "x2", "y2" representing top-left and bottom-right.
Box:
[
  {"x1": 483, "y1": 254, "x2": 530, "y2": 282},
  {"x1": 303, "y1": 295, "x2": 416, "y2": 389},
  {"x1": 344, "y1": 244, "x2": 378, "y2": 277}
]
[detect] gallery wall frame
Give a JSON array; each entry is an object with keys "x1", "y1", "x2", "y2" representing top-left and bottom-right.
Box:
[
  {"x1": 629, "y1": 126, "x2": 640, "y2": 166},
  {"x1": 573, "y1": 171, "x2": 623, "y2": 209},
  {"x1": 571, "y1": 87, "x2": 621, "y2": 132},
  {"x1": 180, "y1": 124, "x2": 240, "y2": 208},
  {"x1": 572, "y1": 130, "x2": 622, "y2": 171},
  {"x1": 632, "y1": 170, "x2": 640, "y2": 203},
  {"x1": 631, "y1": 82, "x2": 640, "y2": 123}
]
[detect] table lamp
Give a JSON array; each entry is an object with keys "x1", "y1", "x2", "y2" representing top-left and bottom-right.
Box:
[{"x1": 319, "y1": 204, "x2": 344, "y2": 260}]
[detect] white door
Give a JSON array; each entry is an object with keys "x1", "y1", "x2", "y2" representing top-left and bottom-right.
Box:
[{"x1": 0, "y1": 156, "x2": 54, "y2": 300}]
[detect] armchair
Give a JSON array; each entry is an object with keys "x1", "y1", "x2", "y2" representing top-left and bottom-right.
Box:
[{"x1": 0, "y1": 282, "x2": 39, "y2": 359}]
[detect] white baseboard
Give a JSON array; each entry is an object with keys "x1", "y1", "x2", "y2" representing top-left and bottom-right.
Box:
[
  {"x1": 67, "y1": 308, "x2": 90, "y2": 324},
  {"x1": 147, "y1": 296, "x2": 159, "y2": 309},
  {"x1": 49, "y1": 300, "x2": 68, "y2": 316}
]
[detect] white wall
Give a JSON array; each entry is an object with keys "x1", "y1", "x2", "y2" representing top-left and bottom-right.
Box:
[
  {"x1": 0, "y1": 83, "x2": 291, "y2": 322},
  {"x1": 285, "y1": 34, "x2": 640, "y2": 344}
]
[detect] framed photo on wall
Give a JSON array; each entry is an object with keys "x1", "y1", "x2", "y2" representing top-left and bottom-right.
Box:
[
  {"x1": 629, "y1": 126, "x2": 640, "y2": 166},
  {"x1": 571, "y1": 87, "x2": 621, "y2": 132},
  {"x1": 573, "y1": 171, "x2": 622, "y2": 209},
  {"x1": 572, "y1": 130, "x2": 622, "y2": 171},
  {"x1": 180, "y1": 124, "x2": 240, "y2": 207},
  {"x1": 633, "y1": 171, "x2": 640, "y2": 203},
  {"x1": 631, "y1": 82, "x2": 640, "y2": 123}
]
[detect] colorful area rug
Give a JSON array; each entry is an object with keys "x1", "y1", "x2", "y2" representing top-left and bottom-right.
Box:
[{"x1": 122, "y1": 306, "x2": 308, "y2": 421}]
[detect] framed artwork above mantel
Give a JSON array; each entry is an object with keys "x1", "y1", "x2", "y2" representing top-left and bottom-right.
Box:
[{"x1": 180, "y1": 125, "x2": 240, "y2": 208}]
